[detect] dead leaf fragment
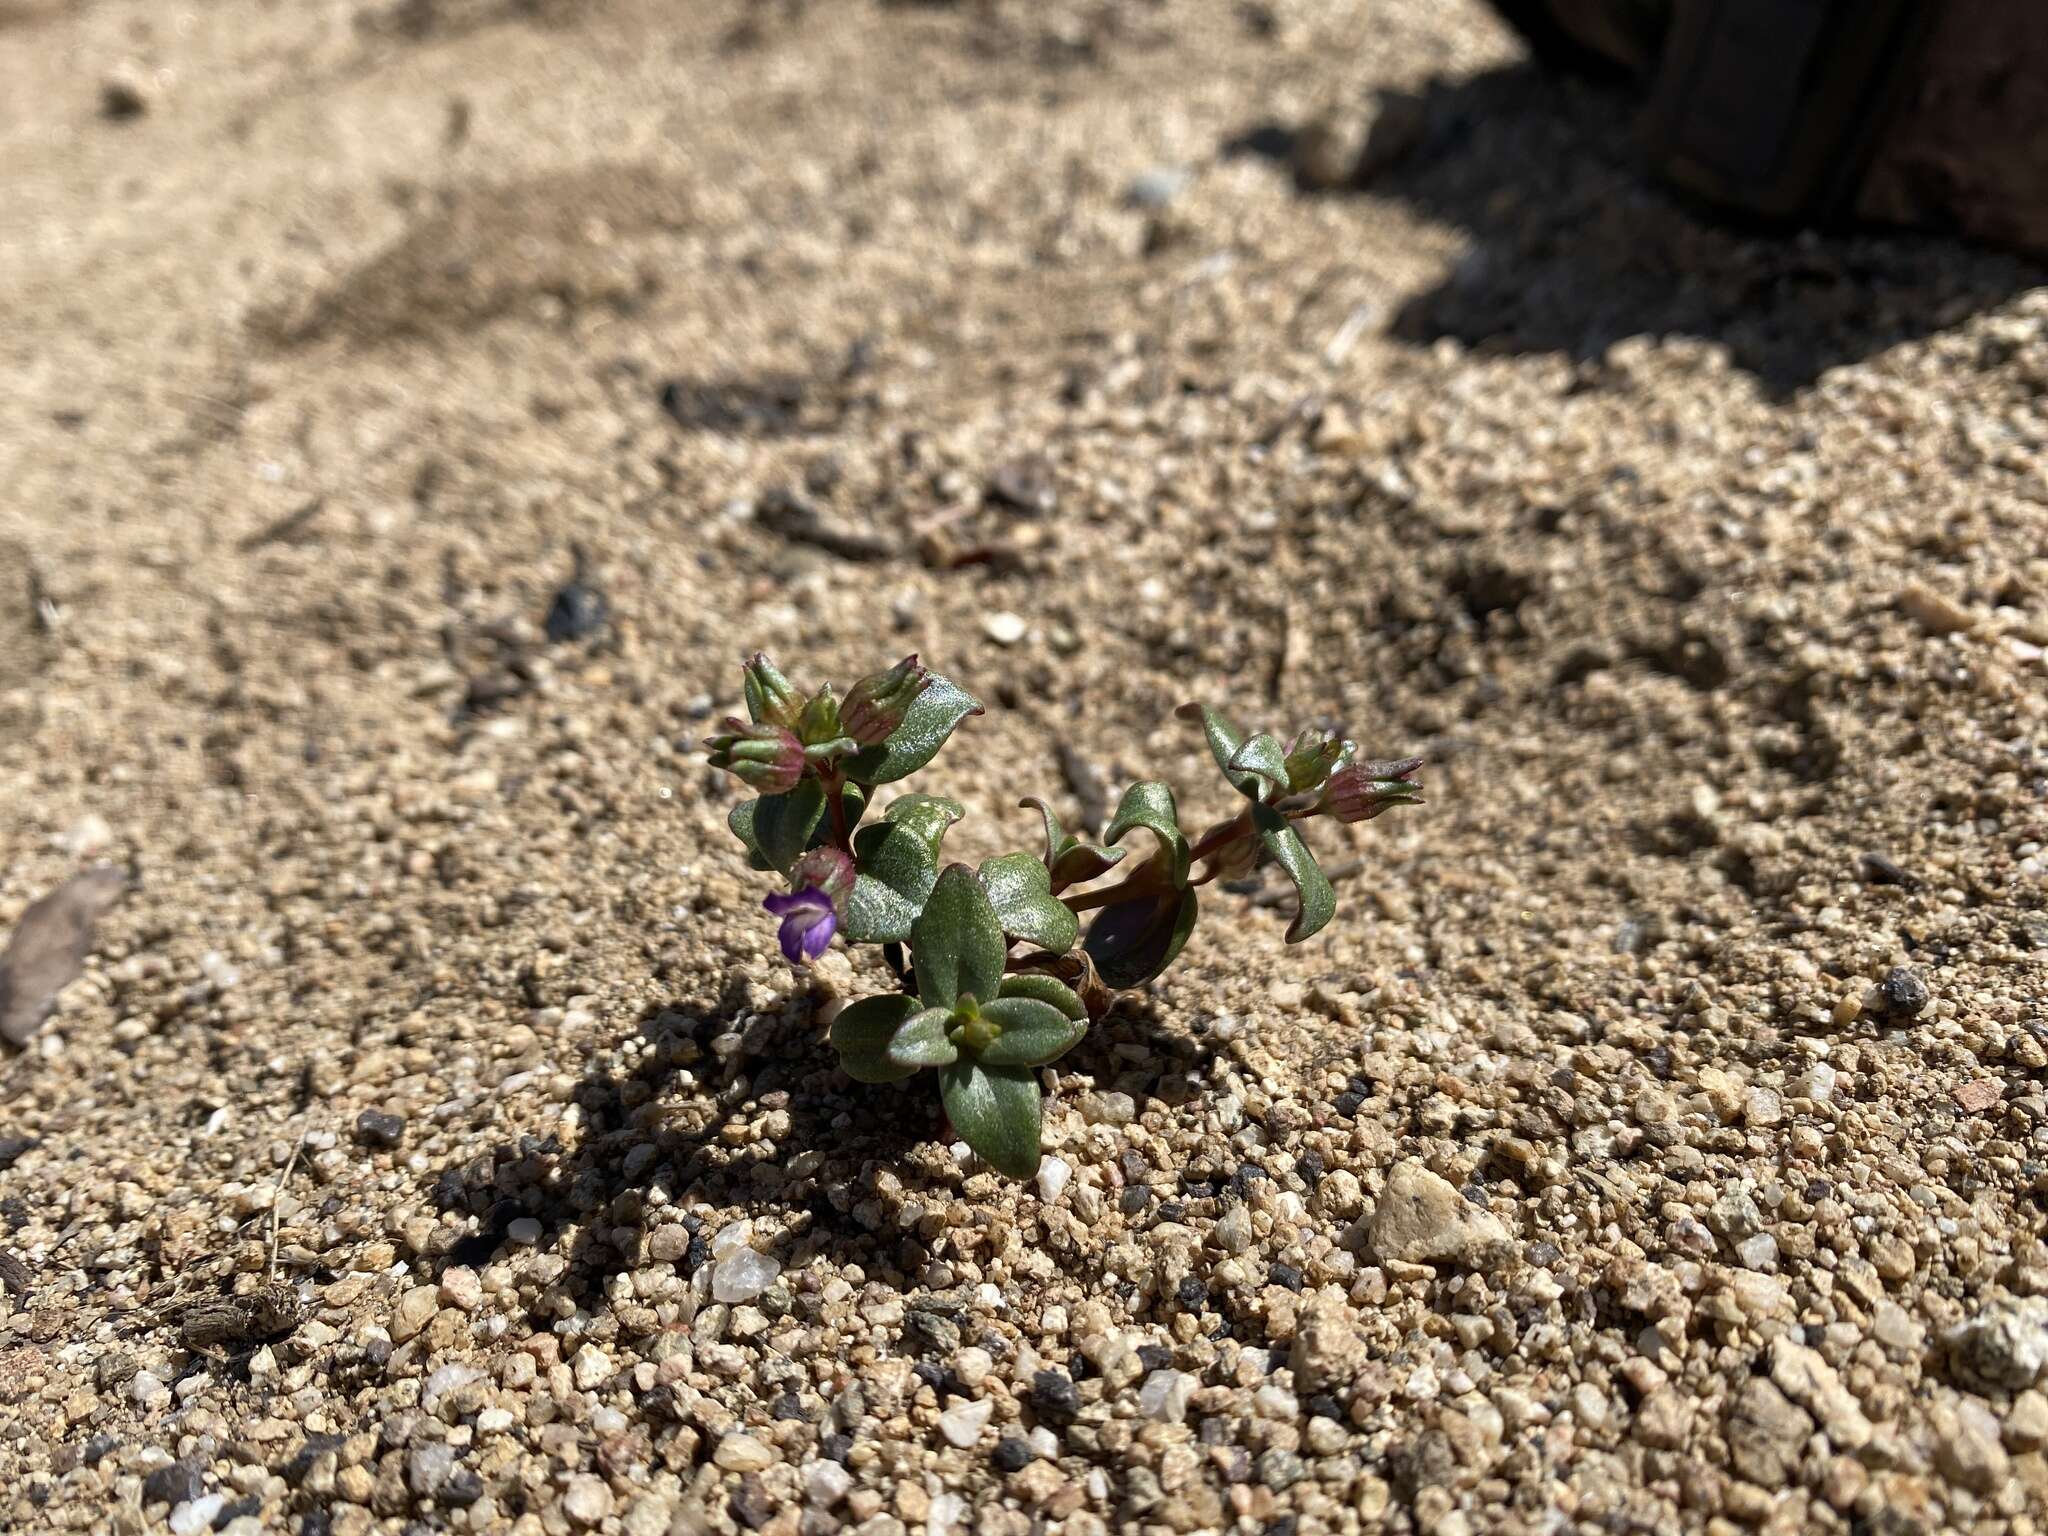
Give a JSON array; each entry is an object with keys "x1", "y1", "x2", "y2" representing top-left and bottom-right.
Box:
[{"x1": 0, "y1": 866, "x2": 126, "y2": 1047}]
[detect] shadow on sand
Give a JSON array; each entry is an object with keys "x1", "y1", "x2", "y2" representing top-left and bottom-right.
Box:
[{"x1": 1232, "y1": 63, "x2": 2043, "y2": 395}]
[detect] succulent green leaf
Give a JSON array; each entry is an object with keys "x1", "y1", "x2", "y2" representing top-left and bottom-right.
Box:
[
  {"x1": 883, "y1": 793, "x2": 966, "y2": 854},
  {"x1": 842, "y1": 672, "x2": 983, "y2": 786},
  {"x1": 1102, "y1": 781, "x2": 1190, "y2": 888},
  {"x1": 997, "y1": 972, "x2": 1087, "y2": 1021},
  {"x1": 976, "y1": 852, "x2": 1080, "y2": 954},
  {"x1": 1254, "y1": 804, "x2": 1335, "y2": 943},
  {"x1": 803, "y1": 736, "x2": 860, "y2": 766},
  {"x1": 727, "y1": 780, "x2": 826, "y2": 874},
  {"x1": 828, "y1": 993, "x2": 921, "y2": 1083},
  {"x1": 728, "y1": 782, "x2": 867, "y2": 873},
  {"x1": 1225, "y1": 733, "x2": 1290, "y2": 801},
  {"x1": 1083, "y1": 886, "x2": 1199, "y2": 990},
  {"x1": 940, "y1": 1060, "x2": 1043, "y2": 1178},
  {"x1": 1020, "y1": 796, "x2": 1127, "y2": 891},
  {"x1": 742, "y1": 653, "x2": 804, "y2": 728},
  {"x1": 884, "y1": 1006, "x2": 960, "y2": 1070},
  {"x1": 1177, "y1": 701, "x2": 1267, "y2": 799},
  {"x1": 911, "y1": 864, "x2": 1007, "y2": 1010},
  {"x1": 841, "y1": 819, "x2": 941, "y2": 944},
  {"x1": 976, "y1": 996, "x2": 1086, "y2": 1068}
]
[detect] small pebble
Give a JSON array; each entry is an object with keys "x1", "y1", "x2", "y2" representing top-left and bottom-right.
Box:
[
  {"x1": 982, "y1": 611, "x2": 1028, "y2": 647},
  {"x1": 938, "y1": 1397, "x2": 993, "y2": 1447}
]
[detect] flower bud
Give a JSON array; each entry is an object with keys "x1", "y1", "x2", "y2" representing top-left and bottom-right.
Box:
[
  {"x1": 1316, "y1": 756, "x2": 1425, "y2": 823},
  {"x1": 705, "y1": 717, "x2": 806, "y2": 794},
  {"x1": 790, "y1": 846, "x2": 856, "y2": 909},
  {"x1": 1282, "y1": 728, "x2": 1348, "y2": 793},
  {"x1": 795, "y1": 683, "x2": 846, "y2": 746},
  {"x1": 841, "y1": 655, "x2": 930, "y2": 746},
  {"x1": 742, "y1": 652, "x2": 805, "y2": 729}
]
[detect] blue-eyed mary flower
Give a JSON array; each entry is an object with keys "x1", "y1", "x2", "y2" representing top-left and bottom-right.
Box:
[{"x1": 764, "y1": 847, "x2": 855, "y2": 965}]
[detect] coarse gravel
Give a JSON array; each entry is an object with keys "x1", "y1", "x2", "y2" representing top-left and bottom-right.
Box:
[{"x1": 3, "y1": 1, "x2": 2048, "y2": 1534}]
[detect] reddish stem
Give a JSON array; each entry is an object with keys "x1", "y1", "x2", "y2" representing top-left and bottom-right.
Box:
[
  {"x1": 824, "y1": 771, "x2": 852, "y2": 852},
  {"x1": 1057, "y1": 809, "x2": 1256, "y2": 913}
]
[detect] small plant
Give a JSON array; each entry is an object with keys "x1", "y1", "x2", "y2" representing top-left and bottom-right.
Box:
[{"x1": 707, "y1": 653, "x2": 1424, "y2": 1177}]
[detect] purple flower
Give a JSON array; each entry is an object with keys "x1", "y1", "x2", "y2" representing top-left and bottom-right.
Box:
[
  {"x1": 764, "y1": 887, "x2": 838, "y2": 964},
  {"x1": 765, "y1": 848, "x2": 854, "y2": 965}
]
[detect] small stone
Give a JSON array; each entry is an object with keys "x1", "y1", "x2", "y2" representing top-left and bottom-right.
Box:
[
  {"x1": 713, "y1": 1246, "x2": 781, "y2": 1304},
  {"x1": 803, "y1": 1459, "x2": 852, "y2": 1506},
  {"x1": 1769, "y1": 1335, "x2": 1871, "y2": 1451},
  {"x1": 1875, "y1": 967, "x2": 1929, "y2": 1019},
  {"x1": 986, "y1": 456, "x2": 1057, "y2": 516},
  {"x1": 572, "y1": 1344, "x2": 612, "y2": 1391},
  {"x1": 507, "y1": 1217, "x2": 542, "y2": 1245},
  {"x1": 100, "y1": 66, "x2": 151, "y2": 120},
  {"x1": 131, "y1": 1371, "x2": 171, "y2": 1409},
  {"x1": 2006, "y1": 1390, "x2": 2048, "y2": 1449},
  {"x1": 58, "y1": 814, "x2": 114, "y2": 856},
  {"x1": 563, "y1": 1474, "x2": 614, "y2": 1527},
  {"x1": 1368, "y1": 1162, "x2": 1511, "y2": 1269},
  {"x1": 1635, "y1": 1387, "x2": 1692, "y2": 1450},
  {"x1": 648, "y1": 1224, "x2": 691, "y2": 1263},
  {"x1": 544, "y1": 579, "x2": 608, "y2": 644},
  {"x1": 421, "y1": 1363, "x2": 484, "y2": 1416},
  {"x1": 144, "y1": 1462, "x2": 204, "y2": 1507},
  {"x1": 928, "y1": 1491, "x2": 969, "y2": 1536},
  {"x1": 981, "y1": 611, "x2": 1028, "y2": 647},
  {"x1": 1955, "y1": 1079, "x2": 2002, "y2": 1114},
  {"x1": 1793, "y1": 1062, "x2": 1837, "y2": 1102},
  {"x1": 1727, "y1": 1378, "x2": 1813, "y2": 1485},
  {"x1": 1932, "y1": 1400, "x2": 2009, "y2": 1493},
  {"x1": 622, "y1": 1497, "x2": 675, "y2": 1536},
  {"x1": 954, "y1": 1347, "x2": 993, "y2": 1390},
  {"x1": 715, "y1": 1434, "x2": 777, "y2": 1473},
  {"x1": 1291, "y1": 1296, "x2": 1369, "y2": 1395},
  {"x1": 1946, "y1": 1297, "x2": 2048, "y2": 1391},
  {"x1": 438, "y1": 1267, "x2": 481, "y2": 1311},
  {"x1": 1082, "y1": 1091, "x2": 1135, "y2": 1126},
  {"x1": 1213, "y1": 1204, "x2": 1253, "y2": 1255},
  {"x1": 731, "y1": 1476, "x2": 776, "y2": 1530},
  {"x1": 939, "y1": 1397, "x2": 994, "y2": 1448},
  {"x1": 406, "y1": 1444, "x2": 457, "y2": 1499},
  {"x1": 1571, "y1": 1384, "x2": 1609, "y2": 1430},
  {"x1": 391, "y1": 1287, "x2": 440, "y2": 1343},
  {"x1": 1139, "y1": 1369, "x2": 1194, "y2": 1424},
  {"x1": 1126, "y1": 166, "x2": 1190, "y2": 209},
  {"x1": 1899, "y1": 583, "x2": 1977, "y2": 635},
  {"x1": 1031, "y1": 1370, "x2": 1081, "y2": 1425},
  {"x1": 992, "y1": 1437, "x2": 1033, "y2": 1473},
  {"x1": 1737, "y1": 1233, "x2": 1779, "y2": 1271},
  {"x1": 168, "y1": 1495, "x2": 224, "y2": 1536},
  {"x1": 1257, "y1": 1449, "x2": 1306, "y2": 1491},
  {"x1": 353, "y1": 1110, "x2": 406, "y2": 1150},
  {"x1": 1035, "y1": 1156, "x2": 1071, "y2": 1204}
]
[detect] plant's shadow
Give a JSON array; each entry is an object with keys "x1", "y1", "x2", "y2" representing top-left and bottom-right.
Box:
[
  {"x1": 1234, "y1": 63, "x2": 2042, "y2": 394},
  {"x1": 424, "y1": 973, "x2": 959, "y2": 1311}
]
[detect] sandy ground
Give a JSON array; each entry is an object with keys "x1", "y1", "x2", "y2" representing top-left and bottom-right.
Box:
[{"x1": 4, "y1": 1, "x2": 2048, "y2": 1533}]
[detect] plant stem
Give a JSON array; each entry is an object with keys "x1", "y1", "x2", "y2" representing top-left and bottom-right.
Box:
[
  {"x1": 1058, "y1": 810, "x2": 1256, "y2": 913},
  {"x1": 825, "y1": 772, "x2": 852, "y2": 851}
]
